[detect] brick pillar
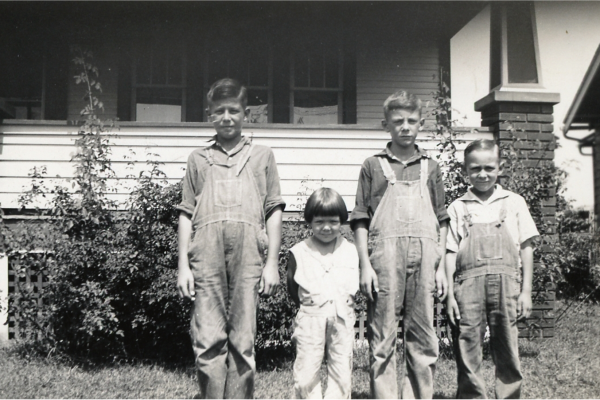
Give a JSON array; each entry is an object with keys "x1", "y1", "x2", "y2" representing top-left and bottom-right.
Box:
[{"x1": 475, "y1": 90, "x2": 560, "y2": 338}]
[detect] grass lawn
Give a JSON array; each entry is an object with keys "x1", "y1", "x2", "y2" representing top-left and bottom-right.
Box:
[{"x1": 1, "y1": 302, "x2": 599, "y2": 398}]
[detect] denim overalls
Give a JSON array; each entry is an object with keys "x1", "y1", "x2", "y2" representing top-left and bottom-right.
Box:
[
  {"x1": 188, "y1": 143, "x2": 269, "y2": 399},
  {"x1": 368, "y1": 156, "x2": 442, "y2": 399},
  {"x1": 452, "y1": 200, "x2": 522, "y2": 399}
]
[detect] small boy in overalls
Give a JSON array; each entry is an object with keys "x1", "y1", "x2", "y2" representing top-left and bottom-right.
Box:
[
  {"x1": 445, "y1": 139, "x2": 539, "y2": 398},
  {"x1": 351, "y1": 90, "x2": 449, "y2": 399},
  {"x1": 176, "y1": 78, "x2": 285, "y2": 399}
]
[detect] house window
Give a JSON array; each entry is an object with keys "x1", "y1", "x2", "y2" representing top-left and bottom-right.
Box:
[
  {"x1": 131, "y1": 38, "x2": 186, "y2": 122},
  {"x1": 203, "y1": 38, "x2": 272, "y2": 123},
  {"x1": 290, "y1": 43, "x2": 343, "y2": 125},
  {"x1": 490, "y1": 2, "x2": 542, "y2": 90}
]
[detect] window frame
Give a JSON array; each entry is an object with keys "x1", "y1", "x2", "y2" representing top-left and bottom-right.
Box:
[
  {"x1": 289, "y1": 47, "x2": 344, "y2": 125},
  {"x1": 130, "y1": 38, "x2": 188, "y2": 122},
  {"x1": 490, "y1": 2, "x2": 543, "y2": 91}
]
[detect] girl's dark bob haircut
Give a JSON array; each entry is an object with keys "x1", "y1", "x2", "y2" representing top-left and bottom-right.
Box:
[{"x1": 304, "y1": 187, "x2": 348, "y2": 224}]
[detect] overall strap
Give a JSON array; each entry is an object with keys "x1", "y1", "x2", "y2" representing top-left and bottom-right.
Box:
[
  {"x1": 205, "y1": 148, "x2": 215, "y2": 166},
  {"x1": 236, "y1": 143, "x2": 254, "y2": 177},
  {"x1": 461, "y1": 201, "x2": 473, "y2": 236},
  {"x1": 378, "y1": 156, "x2": 396, "y2": 185},
  {"x1": 420, "y1": 158, "x2": 428, "y2": 195},
  {"x1": 497, "y1": 197, "x2": 508, "y2": 225}
]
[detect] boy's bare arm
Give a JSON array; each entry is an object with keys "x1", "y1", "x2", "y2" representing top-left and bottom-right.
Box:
[
  {"x1": 261, "y1": 206, "x2": 283, "y2": 296},
  {"x1": 177, "y1": 212, "x2": 195, "y2": 300},
  {"x1": 445, "y1": 251, "x2": 460, "y2": 326},
  {"x1": 436, "y1": 220, "x2": 449, "y2": 301},
  {"x1": 353, "y1": 219, "x2": 379, "y2": 302},
  {"x1": 286, "y1": 253, "x2": 300, "y2": 307},
  {"x1": 518, "y1": 238, "x2": 534, "y2": 319}
]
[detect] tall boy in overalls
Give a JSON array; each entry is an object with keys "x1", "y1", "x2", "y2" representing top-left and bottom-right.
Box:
[
  {"x1": 351, "y1": 90, "x2": 449, "y2": 399},
  {"x1": 176, "y1": 78, "x2": 285, "y2": 399},
  {"x1": 446, "y1": 139, "x2": 538, "y2": 398}
]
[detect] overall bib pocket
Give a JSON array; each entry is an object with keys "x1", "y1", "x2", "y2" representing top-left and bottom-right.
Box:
[
  {"x1": 214, "y1": 179, "x2": 242, "y2": 208},
  {"x1": 396, "y1": 196, "x2": 422, "y2": 224},
  {"x1": 477, "y1": 234, "x2": 503, "y2": 260}
]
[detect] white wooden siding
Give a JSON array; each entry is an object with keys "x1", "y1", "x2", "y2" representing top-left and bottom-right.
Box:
[
  {"x1": 0, "y1": 121, "x2": 491, "y2": 213},
  {"x1": 356, "y1": 40, "x2": 440, "y2": 126}
]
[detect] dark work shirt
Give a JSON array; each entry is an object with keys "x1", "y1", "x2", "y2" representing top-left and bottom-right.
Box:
[{"x1": 350, "y1": 143, "x2": 449, "y2": 228}]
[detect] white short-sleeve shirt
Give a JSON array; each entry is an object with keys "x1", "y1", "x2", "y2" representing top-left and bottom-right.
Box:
[{"x1": 446, "y1": 185, "x2": 539, "y2": 254}]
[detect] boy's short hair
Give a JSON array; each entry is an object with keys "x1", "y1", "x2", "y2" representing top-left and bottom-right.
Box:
[
  {"x1": 304, "y1": 187, "x2": 348, "y2": 224},
  {"x1": 464, "y1": 139, "x2": 501, "y2": 164},
  {"x1": 207, "y1": 78, "x2": 248, "y2": 108},
  {"x1": 383, "y1": 90, "x2": 422, "y2": 118}
]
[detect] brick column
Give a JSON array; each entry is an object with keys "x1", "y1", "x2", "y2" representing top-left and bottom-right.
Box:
[{"x1": 475, "y1": 90, "x2": 560, "y2": 338}]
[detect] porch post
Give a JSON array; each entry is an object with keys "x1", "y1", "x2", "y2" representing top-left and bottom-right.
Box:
[{"x1": 475, "y1": 90, "x2": 560, "y2": 338}]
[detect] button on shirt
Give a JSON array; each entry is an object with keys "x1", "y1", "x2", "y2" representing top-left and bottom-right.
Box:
[
  {"x1": 446, "y1": 185, "x2": 539, "y2": 253},
  {"x1": 350, "y1": 143, "x2": 449, "y2": 226},
  {"x1": 177, "y1": 136, "x2": 286, "y2": 218}
]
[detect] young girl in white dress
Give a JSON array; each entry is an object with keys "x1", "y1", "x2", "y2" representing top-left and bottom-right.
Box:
[{"x1": 287, "y1": 187, "x2": 359, "y2": 399}]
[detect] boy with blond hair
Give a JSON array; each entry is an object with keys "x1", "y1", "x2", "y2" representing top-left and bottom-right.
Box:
[{"x1": 351, "y1": 90, "x2": 449, "y2": 398}]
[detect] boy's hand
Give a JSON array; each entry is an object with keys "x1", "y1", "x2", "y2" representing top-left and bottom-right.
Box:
[
  {"x1": 360, "y1": 263, "x2": 379, "y2": 302},
  {"x1": 259, "y1": 260, "x2": 280, "y2": 296},
  {"x1": 517, "y1": 290, "x2": 532, "y2": 319},
  {"x1": 446, "y1": 295, "x2": 460, "y2": 326},
  {"x1": 435, "y1": 267, "x2": 448, "y2": 301},
  {"x1": 177, "y1": 267, "x2": 196, "y2": 301}
]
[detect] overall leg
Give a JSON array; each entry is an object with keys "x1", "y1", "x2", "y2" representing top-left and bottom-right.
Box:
[
  {"x1": 401, "y1": 238, "x2": 439, "y2": 399},
  {"x1": 190, "y1": 223, "x2": 229, "y2": 399},
  {"x1": 454, "y1": 276, "x2": 488, "y2": 399},
  {"x1": 324, "y1": 316, "x2": 355, "y2": 399},
  {"x1": 293, "y1": 314, "x2": 327, "y2": 399},
  {"x1": 487, "y1": 274, "x2": 522, "y2": 399},
  {"x1": 224, "y1": 222, "x2": 264, "y2": 399},
  {"x1": 369, "y1": 237, "x2": 405, "y2": 399}
]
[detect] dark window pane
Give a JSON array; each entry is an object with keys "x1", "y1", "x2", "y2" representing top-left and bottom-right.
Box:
[
  {"x1": 248, "y1": 57, "x2": 269, "y2": 87},
  {"x1": 325, "y1": 52, "x2": 339, "y2": 88},
  {"x1": 293, "y1": 91, "x2": 338, "y2": 124},
  {"x1": 167, "y1": 54, "x2": 182, "y2": 85},
  {"x1": 137, "y1": 87, "x2": 182, "y2": 105},
  {"x1": 506, "y1": 3, "x2": 538, "y2": 84},
  {"x1": 153, "y1": 55, "x2": 167, "y2": 85},
  {"x1": 136, "y1": 46, "x2": 152, "y2": 85},
  {"x1": 308, "y1": 50, "x2": 324, "y2": 88},
  {"x1": 294, "y1": 50, "x2": 309, "y2": 88}
]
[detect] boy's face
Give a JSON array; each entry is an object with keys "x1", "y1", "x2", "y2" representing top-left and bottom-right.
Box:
[
  {"x1": 206, "y1": 98, "x2": 249, "y2": 145},
  {"x1": 465, "y1": 148, "x2": 502, "y2": 196},
  {"x1": 310, "y1": 215, "x2": 341, "y2": 245},
  {"x1": 382, "y1": 108, "x2": 423, "y2": 150}
]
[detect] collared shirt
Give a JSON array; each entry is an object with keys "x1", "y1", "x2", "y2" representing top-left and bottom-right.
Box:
[
  {"x1": 350, "y1": 143, "x2": 449, "y2": 226},
  {"x1": 177, "y1": 136, "x2": 286, "y2": 218},
  {"x1": 446, "y1": 185, "x2": 539, "y2": 253}
]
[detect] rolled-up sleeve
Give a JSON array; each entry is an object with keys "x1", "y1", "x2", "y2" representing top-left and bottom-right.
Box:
[
  {"x1": 516, "y1": 196, "x2": 540, "y2": 244},
  {"x1": 264, "y1": 149, "x2": 286, "y2": 218},
  {"x1": 350, "y1": 161, "x2": 372, "y2": 226},
  {"x1": 446, "y1": 202, "x2": 461, "y2": 253},
  {"x1": 176, "y1": 153, "x2": 200, "y2": 216}
]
